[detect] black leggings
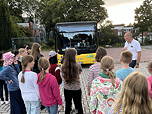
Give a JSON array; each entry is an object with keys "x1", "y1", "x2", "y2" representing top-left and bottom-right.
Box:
[
  {"x1": 0, "y1": 80, "x2": 8, "y2": 101},
  {"x1": 64, "y1": 89, "x2": 83, "y2": 114},
  {"x1": 129, "y1": 60, "x2": 136, "y2": 68}
]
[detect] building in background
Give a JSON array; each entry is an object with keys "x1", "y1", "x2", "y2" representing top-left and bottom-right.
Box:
[{"x1": 113, "y1": 24, "x2": 134, "y2": 36}]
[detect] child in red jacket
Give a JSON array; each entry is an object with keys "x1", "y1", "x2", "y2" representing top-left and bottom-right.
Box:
[
  {"x1": 38, "y1": 57, "x2": 62, "y2": 114},
  {"x1": 49, "y1": 51, "x2": 62, "y2": 85}
]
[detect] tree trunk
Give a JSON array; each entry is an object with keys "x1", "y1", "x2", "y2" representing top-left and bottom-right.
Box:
[
  {"x1": 0, "y1": 1, "x2": 12, "y2": 51},
  {"x1": 141, "y1": 32, "x2": 144, "y2": 45}
]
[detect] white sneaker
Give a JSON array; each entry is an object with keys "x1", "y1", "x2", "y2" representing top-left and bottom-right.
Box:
[
  {"x1": 0, "y1": 101, "x2": 5, "y2": 105},
  {"x1": 58, "y1": 105, "x2": 64, "y2": 111},
  {"x1": 5, "y1": 101, "x2": 9, "y2": 104}
]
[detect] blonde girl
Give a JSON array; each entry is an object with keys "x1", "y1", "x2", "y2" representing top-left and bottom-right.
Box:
[
  {"x1": 89, "y1": 56, "x2": 122, "y2": 114},
  {"x1": 18, "y1": 55, "x2": 40, "y2": 114},
  {"x1": 38, "y1": 57, "x2": 62, "y2": 114},
  {"x1": 112, "y1": 72, "x2": 152, "y2": 114}
]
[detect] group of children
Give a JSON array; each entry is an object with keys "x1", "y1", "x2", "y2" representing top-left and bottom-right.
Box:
[
  {"x1": 0, "y1": 43, "x2": 83, "y2": 114},
  {"x1": 0, "y1": 43, "x2": 152, "y2": 114},
  {"x1": 88, "y1": 47, "x2": 152, "y2": 114}
]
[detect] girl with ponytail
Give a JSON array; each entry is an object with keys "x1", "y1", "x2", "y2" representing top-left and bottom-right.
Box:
[
  {"x1": 38, "y1": 57, "x2": 62, "y2": 114},
  {"x1": 89, "y1": 56, "x2": 122, "y2": 114},
  {"x1": 18, "y1": 55, "x2": 40, "y2": 114}
]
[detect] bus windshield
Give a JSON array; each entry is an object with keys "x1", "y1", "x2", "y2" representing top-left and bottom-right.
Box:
[{"x1": 56, "y1": 22, "x2": 97, "y2": 54}]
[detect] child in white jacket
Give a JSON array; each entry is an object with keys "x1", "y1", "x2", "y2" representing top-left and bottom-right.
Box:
[{"x1": 18, "y1": 55, "x2": 40, "y2": 114}]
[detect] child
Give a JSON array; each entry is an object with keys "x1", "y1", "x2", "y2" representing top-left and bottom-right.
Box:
[
  {"x1": 147, "y1": 62, "x2": 152, "y2": 98},
  {"x1": 25, "y1": 45, "x2": 31, "y2": 55},
  {"x1": 0, "y1": 52, "x2": 8, "y2": 104},
  {"x1": 61, "y1": 48, "x2": 83, "y2": 114},
  {"x1": 89, "y1": 56, "x2": 122, "y2": 114},
  {"x1": 12, "y1": 49, "x2": 27, "y2": 71},
  {"x1": 87, "y1": 47, "x2": 107, "y2": 95},
  {"x1": 18, "y1": 55, "x2": 40, "y2": 114},
  {"x1": 49, "y1": 51, "x2": 62, "y2": 85},
  {"x1": 116, "y1": 50, "x2": 134, "y2": 81},
  {"x1": 0, "y1": 52, "x2": 26, "y2": 114},
  {"x1": 111, "y1": 72, "x2": 152, "y2": 114},
  {"x1": 19, "y1": 48, "x2": 27, "y2": 57},
  {"x1": 18, "y1": 48, "x2": 28, "y2": 70},
  {"x1": 31, "y1": 43, "x2": 43, "y2": 73},
  {"x1": 38, "y1": 57, "x2": 62, "y2": 114}
]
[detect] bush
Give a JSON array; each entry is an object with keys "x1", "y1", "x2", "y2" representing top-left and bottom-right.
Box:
[
  {"x1": 46, "y1": 38, "x2": 55, "y2": 47},
  {"x1": 144, "y1": 37, "x2": 152, "y2": 45},
  {"x1": 11, "y1": 23, "x2": 32, "y2": 37}
]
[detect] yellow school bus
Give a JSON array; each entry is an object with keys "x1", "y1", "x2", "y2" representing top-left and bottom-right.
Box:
[{"x1": 55, "y1": 21, "x2": 98, "y2": 64}]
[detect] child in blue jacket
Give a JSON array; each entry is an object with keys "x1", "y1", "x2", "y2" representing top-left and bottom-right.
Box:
[{"x1": 0, "y1": 52, "x2": 26, "y2": 114}]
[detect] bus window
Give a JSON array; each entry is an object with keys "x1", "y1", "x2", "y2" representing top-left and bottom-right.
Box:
[{"x1": 55, "y1": 22, "x2": 98, "y2": 55}]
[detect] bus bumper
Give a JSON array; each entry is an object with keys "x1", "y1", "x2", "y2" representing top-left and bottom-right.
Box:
[{"x1": 57, "y1": 53, "x2": 96, "y2": 64}]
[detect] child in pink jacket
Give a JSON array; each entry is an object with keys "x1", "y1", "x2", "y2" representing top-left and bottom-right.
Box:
[
  {"x1": 37, "y1": 57, "x2": 62, "y2": 114},
  {"x1": 147, "y1": 61, "x2": 152, "y2": 98}
]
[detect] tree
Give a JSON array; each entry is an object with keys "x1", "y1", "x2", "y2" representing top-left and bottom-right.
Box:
[
  {"x1": 7, "y1": 0, "x2": 24, "y2": 22},
  {"x1": 6, "y1": 0, "x2": 39, "y2": 23},
  {"x1": 37, "y1": 0, "x2": 65, "y2": 39},
  {"x1": 37, "y1": 0, "x2": 107, "y2": 39},
  {"x1": 134, "y1": 0, "x2": 152, "y2": 43},
  {"x1": 21, "y1": 0, "x2": 40, "y2": 23},
  {"x1": 99, "y1": 20, "x2": 120, "y2": 46},
  {"x1": 63, "y1": 0, "x2": 107, "y2": 22},
  {"x1": 0, "y1": 1, "x2": 12, "y2": 50}
]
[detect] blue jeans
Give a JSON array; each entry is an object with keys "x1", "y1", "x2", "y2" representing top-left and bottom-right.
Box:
[
  {"x1": 46, "y1": 104, "x2": 58, "y2": 114},
  {"x1": 24, "y1": 101, "x2": 40, "y2": 114},
  {"x1": 10, "y1": 89, "x2": 26, "y2": 114}
]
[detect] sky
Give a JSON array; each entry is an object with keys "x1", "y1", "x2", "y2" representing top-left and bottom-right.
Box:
[{"x1": 104, "y1": 0, "x2": 144, "y2": 25}]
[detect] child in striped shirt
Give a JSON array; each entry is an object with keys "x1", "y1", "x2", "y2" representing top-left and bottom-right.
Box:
[{"x1": 87, "y1": 47, "x2": 107, "y2": 95}]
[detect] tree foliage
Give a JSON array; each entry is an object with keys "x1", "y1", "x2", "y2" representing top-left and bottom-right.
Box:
[
  {"x1": 63, "y1": 0, "x2": 107, "y2": 22},
  {"x1": 38, "y1": 0, "x2": 65, "y2": 31},
  {"x1": 0, "y1": 1, "x2": 12, "y2": 50},
  {"x1": 6, "y1": 0, "x2": 24, "y2": 22},
  {"x1": 21, "y1": 0, "x2": 40, "y2": 22},
  {"x1": 99, "y1": 21, "x2": 121, "y2": 46},
  {"x1": 134, "y1": 0, "x2": 152, "y2": 32},
  {"x1": 37, "y1": 0, "x2": 107, "y2": 32},
  {"x1": 0, "y1": 0, "x2": 33, "y2": 50}
]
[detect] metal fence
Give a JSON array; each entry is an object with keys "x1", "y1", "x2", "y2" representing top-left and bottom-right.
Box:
[{"x1": 11, "y1": 37, "x2": 44, "y2": 49}]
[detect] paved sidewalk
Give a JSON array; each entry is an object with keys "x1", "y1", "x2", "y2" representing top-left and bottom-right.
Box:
[
  {"x1": 43, "y1": 46, "x2": 152, "y2": 63},
  {"x1": 106, "y1": 47, "x2": 152, "y2": 63}
]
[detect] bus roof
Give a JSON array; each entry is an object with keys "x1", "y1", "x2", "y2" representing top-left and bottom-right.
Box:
[{"x1": 56, "y1": 21, "x2": 97, "y2": 26}]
